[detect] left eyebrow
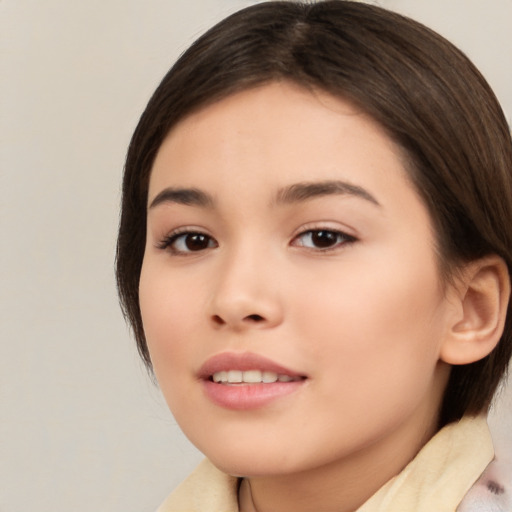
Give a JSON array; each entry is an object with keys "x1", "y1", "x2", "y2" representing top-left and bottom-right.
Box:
[
  {"x1": 275, "y1": 180, "x2": 381, "y2": 207},
  {"x1": 148, "y1": 187, "x2": 215, "y2": 210}
]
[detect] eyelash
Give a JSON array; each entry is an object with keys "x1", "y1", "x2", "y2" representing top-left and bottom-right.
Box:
[
  {"x1": 291, "y1": 229, "x2": 357, "y2": 252},
  {"x1": 157, "y1": 227, "x2": 357, "y2": 255},
  {"x1": 156, "y1": 229, "x2": 218, "y2": 254}
]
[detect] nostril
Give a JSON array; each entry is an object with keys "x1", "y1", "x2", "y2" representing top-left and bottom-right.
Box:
[
  {"x1": 212, "y1": 314, "x2": 225, "y2": 326},
  {"x1": 246, "y1": 314, "x2": 264, "y2": 322},
  {"x1": 210, "y1": 312, "x2": 267, "y2": 327}
]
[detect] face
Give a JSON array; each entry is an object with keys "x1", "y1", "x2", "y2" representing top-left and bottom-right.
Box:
[{"x1": 140, "y1": 82, "x2": 456, "y2": 479}]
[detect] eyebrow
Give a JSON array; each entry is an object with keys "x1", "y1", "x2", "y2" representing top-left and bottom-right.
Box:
[
  {"x1": 275, "y1": 180, "x2": 380, "y2": 207},
  {"x1": 149, "y1": 187, "x2": 214, "y2": 209},
  {"x1": 148, "y1": 179, "x2": 380, "y2": 210}
]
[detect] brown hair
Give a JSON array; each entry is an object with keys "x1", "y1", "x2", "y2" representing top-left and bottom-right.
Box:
[{"x1": 116, "y1": 0, "x2": 512, "y2": 426}]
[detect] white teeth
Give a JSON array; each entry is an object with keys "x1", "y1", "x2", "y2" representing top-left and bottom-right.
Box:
[
  {"x1": 227, "y1": 370, "x2": 243, "y2": 383},
  {"x1": 243, "y1": 370, "x2": 264, "y2": 383},
  {"x1": 262, "y1": 371, "x2": 278, "y2": 383},
  {"x1": 212, "y1": 371, "x2": 227, "y2": 383},
  {"x1": 211, "y1": 370, "x2": 300, "y2": 384}
]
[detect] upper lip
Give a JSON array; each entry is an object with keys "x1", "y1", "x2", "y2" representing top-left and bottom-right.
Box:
[{"x1": 198, "y1": 352, "x2": 305, "y2": 379}]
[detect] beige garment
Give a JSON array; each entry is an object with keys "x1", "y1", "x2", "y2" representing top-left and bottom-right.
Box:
[{"x1": 157, "y1": 415, "x2": 493, "y2": 512}]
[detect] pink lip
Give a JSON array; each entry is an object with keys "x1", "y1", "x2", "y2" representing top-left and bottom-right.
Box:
[
  {"x1": 198, "y1": 351, "x2": 304, "y2": 378},
  {"x1": 199, "y1": 352, "x2": 307, "y2": 410}
]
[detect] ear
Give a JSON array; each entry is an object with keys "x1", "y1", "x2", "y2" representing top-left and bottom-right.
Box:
[{"x1": 440, "y1": 255, "x2": 510, "y2": 365}]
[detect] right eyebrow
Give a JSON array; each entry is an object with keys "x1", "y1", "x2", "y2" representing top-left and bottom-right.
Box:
[
  {"x1": 148, "y1": 187, "x2": 214, "y2": 210},
  {"x1": 275, "y1": 180, "x2": 381, "y2": 207}
]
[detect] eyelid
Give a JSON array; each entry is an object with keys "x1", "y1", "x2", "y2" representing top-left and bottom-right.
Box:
[
  {"x1": 155, "y1": 226, "x2": 218, "y2": 254},
  {"x1": 290, "y1": 223, "x2": 358, "y2": 251},
  {"x1": 290, "y1": 221, "x2": 358, "y2": 240},
  {"x1": 154, "y1": 222, "x2": 357, "y2": 254}
]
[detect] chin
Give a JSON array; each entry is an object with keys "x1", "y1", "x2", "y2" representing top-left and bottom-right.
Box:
[{"x1": 203, "y1": 444, "x2": 299, "y2": 478}]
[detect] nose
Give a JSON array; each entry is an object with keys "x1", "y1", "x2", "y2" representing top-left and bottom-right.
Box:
[{"x1": 208, "y1": 250, "x2": 284, "y2": 331}]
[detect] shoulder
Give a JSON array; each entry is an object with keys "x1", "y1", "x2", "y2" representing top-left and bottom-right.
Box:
[
  {"x1": 156, "y1": 459, "x2": 240, "y2": 512},
  {"x1": 358, "y1": 416, "x2": 494, "y2": 512}
]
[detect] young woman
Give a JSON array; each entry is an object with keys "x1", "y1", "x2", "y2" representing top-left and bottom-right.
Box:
[{"x1": 116, "y1": 2, "x2": 512, "y2": 510}]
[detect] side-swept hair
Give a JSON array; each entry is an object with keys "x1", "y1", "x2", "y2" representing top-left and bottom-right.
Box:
[{"x1": 116, "y1": 1, "x2": 512, "y2": 426}]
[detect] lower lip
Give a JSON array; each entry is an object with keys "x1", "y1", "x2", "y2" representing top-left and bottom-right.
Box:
[{"x1": 202, "y1": 379, "x2": 305, "y2": 410}]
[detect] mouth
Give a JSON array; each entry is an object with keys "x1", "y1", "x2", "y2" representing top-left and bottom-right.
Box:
[
  {"x1": 211, "y1": 370, "x2": 304, "y2": 384},
  {"x1": 199, "y1": 351, "x2": 306, "y2": 382},
  {"x1": 199, "y1": 352, "x2": 307, "y2": 410}
]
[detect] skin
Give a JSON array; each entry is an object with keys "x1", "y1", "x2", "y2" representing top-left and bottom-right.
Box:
[{"x1": 139, "y1": 82, "x2": 465, "y2": 512}]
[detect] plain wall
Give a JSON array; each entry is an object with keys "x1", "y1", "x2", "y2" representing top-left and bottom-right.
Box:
[{"x1": 1, "y1": 1, "x2": 511, "y2": 511}]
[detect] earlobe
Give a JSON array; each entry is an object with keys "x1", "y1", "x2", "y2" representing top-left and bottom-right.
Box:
[{"x1": 440, "y1": 255, "x2": 510, "y2": 365}]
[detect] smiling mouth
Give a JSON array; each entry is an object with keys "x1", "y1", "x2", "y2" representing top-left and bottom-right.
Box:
[
  {"x1": 201, "y1": 353, "x2": 307, "y2": 409},
  {"x1": 211, "y1": 370, "x2": 305, "y2": 384}
]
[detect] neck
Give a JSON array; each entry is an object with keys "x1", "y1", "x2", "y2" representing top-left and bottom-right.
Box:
[{"x1": 238, "y1": 412, "x2": 438, "y2": 512}]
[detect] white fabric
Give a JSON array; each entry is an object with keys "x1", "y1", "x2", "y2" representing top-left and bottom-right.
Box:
[{"x1": 157, "y1": 416, "x2": 493, "y2": 512}]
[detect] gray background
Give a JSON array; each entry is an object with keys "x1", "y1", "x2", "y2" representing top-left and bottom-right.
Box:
[{"x1": 2, "y1": 1, "x2": 511, "y2": 511}]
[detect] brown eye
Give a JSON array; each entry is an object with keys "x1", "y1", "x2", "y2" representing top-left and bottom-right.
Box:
[
  {"x1": 293, "y1": 229, "x2": 356, "y2": 250},
  {"x1": 183, "y1": 233, "x2": 212, "y2": 251},
  {"x1": 310, "y1": 231, "x2": 339, "y2": 248},
  {"x1": 160, "y1": 231, "x2": 217, "y2": 254}
]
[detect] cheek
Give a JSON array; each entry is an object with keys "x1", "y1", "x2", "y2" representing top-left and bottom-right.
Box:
[
  {"x1": 293, "y1": 254, "x2": 447, "y2": 392},
  {"x1": 299, "y1": 255, "x2": 444, "y2": 343},
  {"x1": 139, "y1": 262, "x2": 201, "y2": 376}
]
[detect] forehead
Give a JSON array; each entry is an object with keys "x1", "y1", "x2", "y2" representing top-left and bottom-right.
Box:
[{"x1": 149, "y1": 82, "x2": 412, "y2": 197}]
